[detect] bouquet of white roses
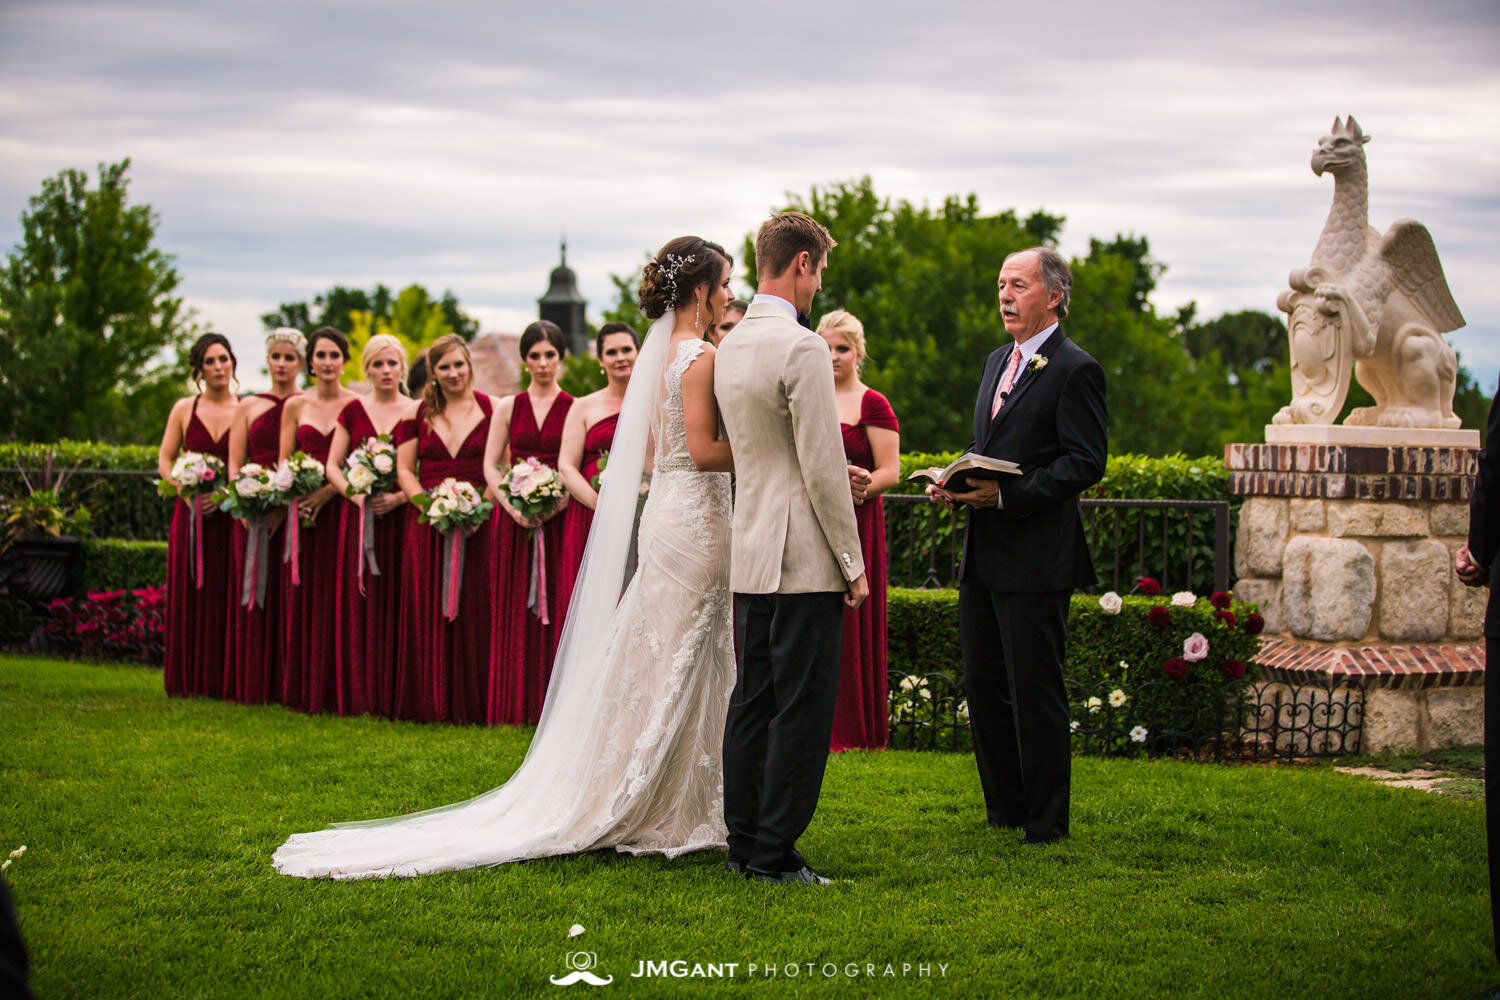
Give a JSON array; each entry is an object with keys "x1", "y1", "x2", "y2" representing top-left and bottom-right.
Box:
[
  {"x1": 500, "y1": 456, "x2": 565, "y2": 521},
  {"x1": 343, "y1": 435, "x2": 398, "y2": 499},
  {"x1": 414, "y1": 477, "x2": 493, "y2": 533},
  {"x1": 157, "y1": 451, "x2": 226, "y2": 500},
  {"x1": 218, "y1": 463, "x2": 281, "y2": 519},
  {"x1": 273, "y1": 451, "x2": 327, "y2": 503}
]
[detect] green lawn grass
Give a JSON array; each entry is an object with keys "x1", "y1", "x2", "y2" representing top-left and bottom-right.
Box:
[{"x1": 1, "y1": 654, "x2": 1494, "y2": 999}]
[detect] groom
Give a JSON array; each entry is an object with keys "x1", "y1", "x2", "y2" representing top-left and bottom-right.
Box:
[{"x1": 713, "y1": 211, "x2": 868, "y2": 885}]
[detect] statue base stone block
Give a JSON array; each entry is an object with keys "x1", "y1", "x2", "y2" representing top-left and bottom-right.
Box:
[{"x1": 1227, "y1": 431, "x2": 1484, "y2": 754}]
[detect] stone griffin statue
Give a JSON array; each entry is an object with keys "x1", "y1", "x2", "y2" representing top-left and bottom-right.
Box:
[{"x1": 1274, "y1": 116, "x2": 1464, "y2": 428}]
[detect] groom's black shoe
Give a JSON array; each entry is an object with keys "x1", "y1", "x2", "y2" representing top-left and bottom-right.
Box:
[
  {"x1": 725, "y1": 860, "x2": 748, "y2": 877},
  {"x1": 747, "y1": 865, "x2": 832, "y2": 886}
]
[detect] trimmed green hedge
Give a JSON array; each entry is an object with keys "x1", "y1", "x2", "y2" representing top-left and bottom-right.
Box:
[
  {"x1": 1, "y1": 442, "x2": 167, "y2": 541},
  {"x1": 74, "y1": 539, "x2": 167, "y2": 595}
]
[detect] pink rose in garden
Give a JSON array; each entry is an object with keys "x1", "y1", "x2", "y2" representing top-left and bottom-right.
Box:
[
  {"x1": 1182, "y1": 632, "x2": 1209, "y2": 662},
  {"x1": 1147, "y1": 605, "x2": 1171, "y2": 629},
  {"x1": 1162, "y1": 657, "x2": 1189, "y2": 679}
]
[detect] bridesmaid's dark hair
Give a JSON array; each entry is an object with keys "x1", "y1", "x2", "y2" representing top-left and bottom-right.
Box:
[
  {"x1": 637, "y1": 237, "x2": 732, "y2": 321},
  {"x1": 520, "y1": 320, "x2": 568, "y2": 360},
  {"x1": 595, "y1": 322, "x2": 640, "y2": 357},
  {"x1": 304, "y1": 326, "x2": 349, "y2": 378},
  {"x1": 189, "y1": 332, "x2": 239, "y2": 393},
  {"x1": 420, "y1": 334, "x2": 474, "y2": 425}
]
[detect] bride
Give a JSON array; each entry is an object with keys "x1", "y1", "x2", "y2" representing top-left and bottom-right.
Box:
[{"x1": 273, "y1": 237, "x2": 738, "y2": 878}]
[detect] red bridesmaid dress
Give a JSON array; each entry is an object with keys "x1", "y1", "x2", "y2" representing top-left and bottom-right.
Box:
[
  {"x1": 394, "y1": 397, "x2": 497, "y2": 725},
  {"x1": 830, "y1": 388, "x2": 898, "y2": 751},
  {"x1": 280, "y1": 423, "x2": 346, "y2": 714},
  {"x1": 227, "y1": 394, "x2": 288, "y2": 704},
  {"x1": 334, "y1": 399, "x2": 403, "y2": 719},
  {"x1": 555, "y1": 411, "x2": 617, "y2": 625},
  {"x1": 489, "y1": 391, "x2": 573, "y2": 727},
  {"x1": 164, "y1": 397, "x2": 234, "y2": 698}
]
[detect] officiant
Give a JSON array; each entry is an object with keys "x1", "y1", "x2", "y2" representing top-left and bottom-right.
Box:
[{"x1": 927, "y1": 247, "x2": 1107, "y2": 844}]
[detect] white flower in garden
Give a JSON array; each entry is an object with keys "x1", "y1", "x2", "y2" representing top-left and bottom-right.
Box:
[
  {"x1": 1130, "y1": 726, "x2": 1148, "y2": 743},
  {"x1": 373, "y1": 452, "x2": 394, "y2": 474},
  {"x1": 957, "y1": 701, "x2": 969, "y2": 721},
  {"x1": 917, "y1": 687, "x2": 931, "y2": 701},
  {"x1": 1183, "y1": 632, "x2": 1210, "y2": 662},
  {"x1": 1109, "y1": 689, "x2": 1128, "y2": 707},
  {"x1": 1086, "y1": 696, "x2": 1102, "y2": 714},
  {"x1": 1098, "y1": 591, "x2": 1122, "y2": 615},
  {"x1": 1070, "y1": 720, "x2": 1080, "y2": 733},
  {"x1": 900, "y1": 676, "x2": 917, "y2": 693},
  {"x1": 1118, "y1": 660, "x2": 1130, "y2": 671},
  {"x1": 1171, "y1": 591, "x2": 1197, "y2": 607}
]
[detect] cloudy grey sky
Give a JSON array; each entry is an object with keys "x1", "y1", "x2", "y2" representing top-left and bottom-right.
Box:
[{"x1": 2, "y1": 0, "x2": 1497, "y2": 393}]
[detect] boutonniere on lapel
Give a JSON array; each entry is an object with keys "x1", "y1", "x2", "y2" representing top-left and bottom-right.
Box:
[{"x1": 1028, "y1": 355, "x2": 1049, "y2": 373}]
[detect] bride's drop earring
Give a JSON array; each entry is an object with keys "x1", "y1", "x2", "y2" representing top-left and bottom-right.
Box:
[{"x1": 694, "y1": 299, "x2": 702, "y2": 333}]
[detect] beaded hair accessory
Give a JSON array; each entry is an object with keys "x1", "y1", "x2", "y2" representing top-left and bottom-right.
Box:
[
  {"x1": 265, "y1": 327, "x2": 307, "y2": 356},
  {"x1": 660, "y1": 253, "x2": 695, "y2": 308}
]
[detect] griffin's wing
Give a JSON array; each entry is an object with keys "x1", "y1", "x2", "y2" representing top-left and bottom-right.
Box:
[{"x1": 1378, "y1": 219, "x2": 1465, "y2": 333}]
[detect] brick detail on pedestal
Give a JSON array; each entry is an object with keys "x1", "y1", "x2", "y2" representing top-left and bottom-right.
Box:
[
  {"x1": 1225, "y1": 443, "x2": 1476, "y2": 499},
  {"x1": 1256, "y1": 636, "x2": 1484, "y2": 690}
]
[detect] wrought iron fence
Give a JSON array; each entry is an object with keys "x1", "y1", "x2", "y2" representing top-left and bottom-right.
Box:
[
  {"x1": 882, "y1": 494, "x2": 1230, "y2": 594},
  {"x1": 887, "y1": 670, "x2": 1364, "y2": 761}
]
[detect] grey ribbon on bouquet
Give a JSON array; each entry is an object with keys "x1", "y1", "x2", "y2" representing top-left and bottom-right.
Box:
[{"x1": 240, "y1": 517, "x2": 270, "y2": 609}]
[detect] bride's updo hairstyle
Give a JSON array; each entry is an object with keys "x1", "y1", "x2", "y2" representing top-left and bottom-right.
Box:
[{"x1": 636, "y1": 236, "x2": 733, "y2": 321}]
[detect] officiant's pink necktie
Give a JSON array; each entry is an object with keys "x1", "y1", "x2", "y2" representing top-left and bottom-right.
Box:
[{"x1": 991, "y1": 347, "x2": 1023, "y2": 418}]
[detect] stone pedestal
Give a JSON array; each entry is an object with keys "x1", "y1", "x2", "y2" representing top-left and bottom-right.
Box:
[{"x1": 1227, "y1": 428, "x2": 1485, "y2": 753}]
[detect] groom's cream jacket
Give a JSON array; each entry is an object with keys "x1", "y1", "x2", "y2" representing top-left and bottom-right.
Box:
[{"x1": 714, "y1": 301, "x2": 865, "y2": 594}]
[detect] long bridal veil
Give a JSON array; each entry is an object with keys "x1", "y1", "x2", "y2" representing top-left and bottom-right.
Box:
[{"x1": 273, "y1": 314, "x2": 679, "y2": 878}]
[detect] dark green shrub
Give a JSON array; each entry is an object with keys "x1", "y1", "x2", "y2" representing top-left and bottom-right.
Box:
[
  {"x1": 74, "y1": 539, "x2": 167, "y2": 595},
  {"x1": 0, "y1": 443, "x2": 166, "y2": 541}
]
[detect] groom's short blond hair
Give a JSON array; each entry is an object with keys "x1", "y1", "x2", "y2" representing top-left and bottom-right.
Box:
[{"x1": 755, "y1": 211, "x2": 836, "y2": 280}]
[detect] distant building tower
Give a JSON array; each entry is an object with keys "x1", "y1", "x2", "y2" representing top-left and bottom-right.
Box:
[{"x1": 537, "y1": 239, "x2": 588, "y2": 357}]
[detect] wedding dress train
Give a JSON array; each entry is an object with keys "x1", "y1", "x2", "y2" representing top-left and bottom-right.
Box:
[{"x1": 273, "y1": 333, "x2": 734, "y2": 878}]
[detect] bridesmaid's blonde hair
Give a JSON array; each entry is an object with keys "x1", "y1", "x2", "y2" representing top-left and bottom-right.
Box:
[
  {"x1": 816, "y1": 309, "x2": 867, "y2": 365},
  {"x1": 362, "y1": 333, "x2": 410, "y2": 393}
]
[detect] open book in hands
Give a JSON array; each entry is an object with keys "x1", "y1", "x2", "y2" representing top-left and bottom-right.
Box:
[{"x1": 907, "y1": 452, "x2": 1021, "y2": 494}]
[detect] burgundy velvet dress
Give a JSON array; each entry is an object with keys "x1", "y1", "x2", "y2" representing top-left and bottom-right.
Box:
[
  {"x1": 555, "y1": 411, "x2": 617, "y2": 627},
  {"x1": 280, "y1": 423, "x2": 346, "y2": 714},
  {"x1": 164, "y1": 397, "x2": 234, "y2": 699},
  {"x1": 334, "y1": 399, "x2": 403, "y2": 719},
  {"x1": 395, "y1": 397, "x2": 497, "y2": 725},
  {"x1": 227, "y1": 394, "x2": 288, "y2": 705},
  {"x1": 830, "y1": 388, "x2": 898, "y2": 751},
  {"x1": 489, "y1": 390, "x2": 573, "y2": 727}
]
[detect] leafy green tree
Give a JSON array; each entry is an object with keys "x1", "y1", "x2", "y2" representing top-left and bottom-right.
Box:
[
  {"x1": 263, "y1": 284, "x2": 477, "y2": 342},
  {"x1": 0, "y1": 159, "x2": 193, "y2": 444},
  {"x1": 344, "y1": 285, "x2": 472, "y2": 385}
]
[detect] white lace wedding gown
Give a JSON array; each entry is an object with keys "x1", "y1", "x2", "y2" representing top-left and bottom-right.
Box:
[{"x1": 272, "y1": 339, "x2": 735, "y2": 878}]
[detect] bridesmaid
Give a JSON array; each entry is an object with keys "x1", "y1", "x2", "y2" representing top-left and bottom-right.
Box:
[
  {"x1": 818, "y1": 310, "x2": 901, "y2": 751},
  {"x1": 484, "y1": 321, "x2": 573, "y2": 727},
  {"x1": 555, "y1": 322, "x2": 638, "y2": 623},
  {"x1": 158, "y1": 333, "x2": 239, "y2": 699},
  {"x1": 225, "y1": 328, "x2": 304, "y2": 704},
  {"x1": 278, "y1": 327, "x2": 357, "y2": 714},
  {"x1": 395, "y1": 334, "x2": 497, "y2": 725},
  {"x1": 327, "y1": 334, "x2": 412, "y2": 719}
]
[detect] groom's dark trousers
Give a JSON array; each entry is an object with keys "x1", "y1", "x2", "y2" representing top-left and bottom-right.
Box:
[
  {"x1": 724, "y1": 591, "x2": 844, "y2": 874},
  {"x1": 959, "y1": 327, "x2": 1106, "y2": 843}
]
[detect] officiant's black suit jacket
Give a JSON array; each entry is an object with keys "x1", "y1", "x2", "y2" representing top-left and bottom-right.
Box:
[{"x1": 961, "y1": 328, "x2": 1107, "y2": 590}]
